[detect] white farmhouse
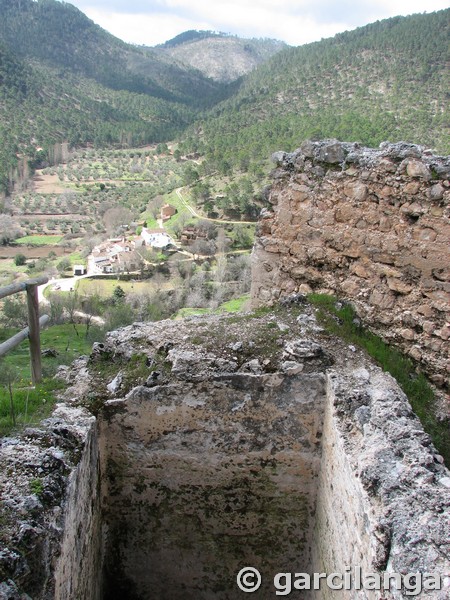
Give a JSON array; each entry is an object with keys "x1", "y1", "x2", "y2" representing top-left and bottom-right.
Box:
[{"x1": 141, "y1": 227, "x2": 174, "y2": 249}]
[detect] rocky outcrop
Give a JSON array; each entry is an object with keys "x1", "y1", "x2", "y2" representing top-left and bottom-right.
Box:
[
  {"x1": 2, "y1": 306, "x2": 448, "y2": 598},
  {"x1": 251, "y1": 140, "x2": 450, "y2": 392},
  {"x1": 0, "y1": 403, "x2": 102, "y2": 600}
]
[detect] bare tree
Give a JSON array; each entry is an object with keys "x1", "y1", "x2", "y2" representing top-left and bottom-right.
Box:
[
  {"x1": 47, "y1": 292, "x2": 66, "y2": 325},
  {"x1": 0, "y1": 296, "x2": 28, "y2": 328},
  {"x1": 197, "y1": 220, "x2": 218, "y2": 240},
  {"x1": 147, "y1": 195, "x2": 164, "y2": 220},
  {"x1": 172, "y1": 212, "x2": 191, "y2": 239},
  {"x1": 191, "y1": 239, "x2": 215, "y2": 259},
  {"x1": 216, "y1": 228, "x2": 231, "y2": 254},
  {"x1": 0, "y1": 215, "x2": 24, "y2": 244},
  {"x1": 103, "y1": 207, "x2": 134, "y2": 236},
  {"x1": 62, "y1": 291, "x2": 80, "y2": 337},
  {"x1": 214, "y1": 255, "x2": 228, "y2": 285},
  {"x1": 80, "y1": 294, "x2": 102, "y2": 338}
]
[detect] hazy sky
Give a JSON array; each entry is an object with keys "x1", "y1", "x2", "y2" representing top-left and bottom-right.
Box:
[{"x1": 64, "y1": 0, "x2": 449, "y2": 46}]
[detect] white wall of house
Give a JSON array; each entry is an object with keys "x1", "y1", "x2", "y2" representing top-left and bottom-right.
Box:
[{"x1": 141, "y1": 228, "x2": 173, "y2": 248}]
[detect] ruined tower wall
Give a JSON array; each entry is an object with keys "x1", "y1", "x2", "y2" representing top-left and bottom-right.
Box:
[
  {"x1": 53, "y1": 407, "x2": 103, "y2": 600},
  {"x1": 251, "y1": 140, "x2": 450, "y2": 390},
  {"x1": 312, "y1": 368, "x2": 450, "y2": 600}
]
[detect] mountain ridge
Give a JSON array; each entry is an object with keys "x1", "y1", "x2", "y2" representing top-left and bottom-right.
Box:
[
  {"x1": 152, "y1": 30, "x2": 287, "y2": 82},
  {"x1": 0, "y1": 0, "x2": 228, "y2": 104}
]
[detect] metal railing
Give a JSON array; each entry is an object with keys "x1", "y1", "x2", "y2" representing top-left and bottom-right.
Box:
[{"x1": 0, "y1": 275, "x2": 50, "y2": 383}]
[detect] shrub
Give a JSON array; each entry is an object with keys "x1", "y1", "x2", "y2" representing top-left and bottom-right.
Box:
[{"x1": 14, "y1": 254, "x2": 27, "y2": 266}]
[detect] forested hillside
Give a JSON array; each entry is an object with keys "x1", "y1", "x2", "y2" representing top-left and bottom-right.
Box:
[
  {"x1": 0, "y1": 43, "x2": 197, "y2": 192},
  {"x1": 0, "y1": 0, "x2": 234, "y2": 193},
  {"x1": 183, "y1": 10, "x2": 449, "y2": 178},
  {"x1": 0, "y1": 0, "x2": 225, "y2": 104},
  {"x1": 0, "y1": 3, "x2": 448, "y2": 195}
]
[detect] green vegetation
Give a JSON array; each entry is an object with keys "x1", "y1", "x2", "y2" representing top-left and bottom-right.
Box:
[
  {"x1": 308, "y1": 293, "x2": 450, "y2": 464},
  {"x1": 0, "y1": 1, "x2": 448, "y2": 458},
  {"x1": 15, "y1": 235, "x2": 63, "y2": 246},
  {"x1": 217, "y1": 295, "x2": 250, "y2": 312},
  {"x1": 0, "y1": 3, "x2": 447, "y2": 201},
  {"x1": 158, "y1": 30, "x2": 235, "y2": 48},
  {"x1": 29, "y1": 478, "x2": 44, "y2": 497},
  {"x1": 8, "y1": 148, "x2": 187, "y2": 239},
  {"x1": 0, "y1": 0, "x2": 226, "y2": 106},
  {"x1": 13, "y1": 254, "x2": 26, "y2": 266},
  {"x1": 76, "y1": 278, "x2": 171, "y2": 298},
  {"x1": 156, "y1": 30, "x2": 286, "y2": 83},
  {"x1": 173, "y1": 294, "x2": 250, "y2": 319},
  {"x1": 0, "y1": 323, "x2": 102, "y2": 435}
]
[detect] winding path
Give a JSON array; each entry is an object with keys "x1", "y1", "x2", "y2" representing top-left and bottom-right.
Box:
[
  {"x1": 37, "y1": 274, "x2": 91, "y2": 303},
  {"x1": 175, "y1": 188, "x2": 256, "y2": 225}
]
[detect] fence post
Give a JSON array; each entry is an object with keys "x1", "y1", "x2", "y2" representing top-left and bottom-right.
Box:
[{"x1": 26, "y1": 282, "x2": 42, "y2": 384}]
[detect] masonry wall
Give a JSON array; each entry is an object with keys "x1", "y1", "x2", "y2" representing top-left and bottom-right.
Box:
[
  {"x1": 54, "y1": 409, "x2": 103, "y2": 600},
  {"x1": 1, "y1": 311, "x2": 449, "y2": 599},
  {"x1": 99, "y1": 373, "x2": 327, "y2": 600},
  {"x1": 312, "y1": 374, "x2": 378, "y2": 598},
  {"x1": 0, "y1": 402, "x2": 103, "y2": 600},
  {"x1": 312, "y1": 368, "x2": 450, "y2": 600},
  {"x1": 251, "y1": 140, "x2": 450, "y2": 390}
]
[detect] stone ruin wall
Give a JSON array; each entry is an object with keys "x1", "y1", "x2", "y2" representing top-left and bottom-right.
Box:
[
  {"x1": 251, "y1": 140, "x2": 450, "y2": 393},
  {"x1": 53, "y1": 405, "x2": 103, "y2": 600},
  {"x1": 1, "y1": 312, "x2": 449, "y2": 599},
  {"x1": 0, "y1": 402, "x2": 103, "y2": 600}
]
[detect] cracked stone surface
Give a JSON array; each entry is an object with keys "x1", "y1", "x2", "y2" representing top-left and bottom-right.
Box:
[{"x1": 1, "y1": 302, "x2": 448, "y2": 599}]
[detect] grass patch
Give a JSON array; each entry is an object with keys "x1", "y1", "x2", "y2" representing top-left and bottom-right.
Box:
[
  {"x1": 139, "y1": 211, "x2": 159, "y2": 229},
  {"x1": 65, "y1": 250, "x2": 86, "y2": 265},
  {"x1": 0, "y1": 259, "x2": 29, "y2": 277},
  {"x1": 161, "y1": 190, "x2": 197, "y2": 236},
  {"x1": 15, "y1": 235, "x2": 63, "y2": 246},
  {"x1": 308, "y1": 293, "x2": 450, "y2": 464},
  {"x1": 0, "y1": 323, "x2": 102, "y2": 435},
  {"x1": 218, "y1": 295, "x2": 250, "y2": 313},
  {"x1": 172, "y1": 295, "x2": 251, "y2": 320},
  {"x1": 0, "y1": 378, "x2": 65, "y2": 435}
]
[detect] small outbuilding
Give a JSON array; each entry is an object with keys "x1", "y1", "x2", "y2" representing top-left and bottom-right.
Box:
[
  {"x1": 161, "y1": 204, "x2": 177, "y2": 222},
  {"x1": 73, "y1": 265, "x2": 87, "y2": 276}
]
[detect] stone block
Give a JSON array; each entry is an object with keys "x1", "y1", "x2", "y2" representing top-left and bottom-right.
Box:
[
  {"x1": 350, "y1": 263, "x2": 370, "y2": 279},
  {"x1": 412, "y1": 227, "x2": 437, "y2": 242},
  {"x1": 341, "y1": 278, "x2": 361, "y2": 296},
  {"x1": 344, "y1": 182, "x2": 368, "y2": 201},
  {"x1": 387, "y1": 278, "x2": 412, "y2": 294},
  {"x1": 406, "y1": 159, "x2": 432, "y2": 180},
  {"x1": 404, "y1": 181, "x2": 421, "y2": 194},
  {"x1": 335, "y1": 204, "x2": 357, "y2": 223},
  {"x1": 398, "y1": 328, "x2": 416, "y2": 341},
  {"x1": 429, "y1": 183, "x2": 444, "y2": 201},
  {"x1": 318, "y1": 141, "x2": 345, "y2": 164}
]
